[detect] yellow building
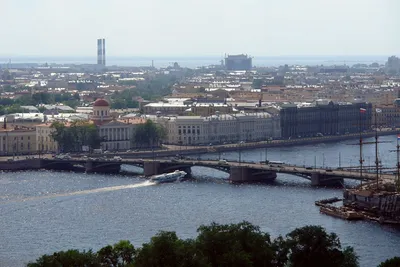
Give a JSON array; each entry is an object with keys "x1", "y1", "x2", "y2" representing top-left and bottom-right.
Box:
[
  {"x1": 0, "y1": 125, "x2": 37, "y2": 155},
  {"x1": 36, "y1": 124, "x2": 58, "y2": 152}
]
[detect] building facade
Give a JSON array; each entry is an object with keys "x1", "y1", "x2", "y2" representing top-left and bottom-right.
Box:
[
  {"x1": 98, "y1": 120, "x2": 135, "y2": 151},
  {"x1": 91, "y1": 99, "x2": 137, "y2": 151},
  {"x1": 153, "y1": 113, "x2": 280, "y2": 145},
  {"x1": 36, "y1": 124, "x2": 58, "y2": 152},
  {"x1": 375, "y1": 103, "x2": 400, "y2": 128},
  {"x1": 280, "y1": 101, "x2": 372, "y2": 139},
  {"x1": 0, "y1": 126, "x2": 36, "y2": 155},
  {"x1": 91, "y1": 99, "x2": 113, "y2": 125}
]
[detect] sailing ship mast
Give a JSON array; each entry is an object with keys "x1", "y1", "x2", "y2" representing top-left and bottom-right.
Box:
[
  {"x1": 359, "y1": 109, "x2": 364, "y2": 185},
  {"x1": 390, "y1": 134, "x2": 400, "y2": 192},
  {"x1": 350, "y1": 108, "x2": 388, "y2": 188},
  {"x1": 397, "y1": 137, "x2": 400, "y2": 191},
  {"x1": 374, "y1": 109, "x2": 380, "y2": 189}
]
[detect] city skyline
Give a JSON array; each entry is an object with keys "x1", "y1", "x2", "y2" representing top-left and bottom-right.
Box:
[{"x1": 1, "y1": 0, "x2": 399, "y2": 57}]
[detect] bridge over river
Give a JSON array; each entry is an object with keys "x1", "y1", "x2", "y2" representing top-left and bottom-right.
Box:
[{"x1": 0, "y1": 158, "x2": 395, "y2": 187}]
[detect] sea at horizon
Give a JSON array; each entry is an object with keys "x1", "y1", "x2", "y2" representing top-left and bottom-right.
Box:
[{"x1": 0, "y1": 55, "x2": 389, "y2": 68}]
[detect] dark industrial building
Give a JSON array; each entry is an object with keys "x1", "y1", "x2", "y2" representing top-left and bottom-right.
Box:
[
  {"x1": 225, "y1": 54, "x2": 252, "y2": 71},
  {"x1": 280, "y1": 101, "x2": 372, "y2": 139}
]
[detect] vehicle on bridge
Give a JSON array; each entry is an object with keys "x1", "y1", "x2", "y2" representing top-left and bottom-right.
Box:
[
  {"x1": 150, "y1": 170, "x2": 187, "y2": 184},
  {"x1": 93, "y1": 149, "x2": 103, "y2": 154},
  {"x1": 260, "y1": 160, "x2": 285, "y2": 166},
  {"x1": 218, "y1": 159, "x2": 228, "y2": 165}
]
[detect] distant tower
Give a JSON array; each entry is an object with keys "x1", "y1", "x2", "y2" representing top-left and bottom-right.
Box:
[
  {"x1": 97, "y1": 38, "x2": 106, "y2": 66},
  {"x1": 102, "y1": 39, "x2": 106, "y2": 66},
  {"x1": 97, "y1": 39, "x2": 102, "y2": 65}
]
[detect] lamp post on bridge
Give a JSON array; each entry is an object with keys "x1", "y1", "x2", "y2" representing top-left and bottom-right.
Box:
[
  {"x1": 178, "y1": 141, "x2": 182, "y2": 159},
  {"x1": 238, "y1": 142, "x2": 242, "y2": 165}
]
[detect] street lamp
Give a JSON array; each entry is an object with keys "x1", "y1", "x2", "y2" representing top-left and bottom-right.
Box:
[
  {"x1": 238, "y1": 142, "x2": 242, "y2": 165},
  {"x1": 179, "y1": 141, "x2": 182, "y2": 158}
]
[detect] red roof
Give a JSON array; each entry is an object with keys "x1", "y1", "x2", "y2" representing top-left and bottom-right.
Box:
[{"x1": 93, "y1": 99, "x2": 109, "y2": 107}]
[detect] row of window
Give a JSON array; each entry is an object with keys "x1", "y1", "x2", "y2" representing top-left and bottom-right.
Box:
[
  {"x1": 95, "y1": 110, "x2": 109, "y2": 116},
  {"x1": 2, "y1": 136, "x2": 31, "y2": 140},
  {"x1": 2, "y1": 142, "x2": 31, "y2": 151}
]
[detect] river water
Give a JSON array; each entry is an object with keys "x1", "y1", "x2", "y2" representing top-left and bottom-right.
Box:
[{"x1": 1, "y1": 135, "x2": 400, "y2": 267}]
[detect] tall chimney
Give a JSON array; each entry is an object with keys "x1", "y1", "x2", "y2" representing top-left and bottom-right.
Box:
[
  {"x1": 97, "y1": 39, "x2": 103, "y2": 65},
  {"x1": 102, "y1": 39, "x2": 106, "y2": 66}
]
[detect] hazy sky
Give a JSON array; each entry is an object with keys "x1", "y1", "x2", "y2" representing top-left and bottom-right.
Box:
[{"x1": 1, "y1": 0, "x2": 399, "y2": 57}]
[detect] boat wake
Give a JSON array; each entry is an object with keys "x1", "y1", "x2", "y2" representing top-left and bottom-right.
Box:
[{"x1": 0, "y1": 180, "x2": 157, "y2": 204}]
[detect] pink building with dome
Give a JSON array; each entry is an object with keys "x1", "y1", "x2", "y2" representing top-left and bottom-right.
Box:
[
  {"x1": 90, "y1": 98, "x2": 113, "y2": 126},
  {"x1": 91, "y1": 98, "x2": 137, "y2": 151}
]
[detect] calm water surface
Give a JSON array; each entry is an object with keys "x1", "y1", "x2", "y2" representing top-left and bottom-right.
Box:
[{"x1": 1, "y1": 135, "x2": 400, "y2": 267}]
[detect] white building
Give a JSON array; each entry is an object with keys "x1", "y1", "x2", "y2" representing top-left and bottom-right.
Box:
[
  {"x1": 98, "y1": 120, "x2": 135, "y2": 151},
  {"x1": 91, "y1": 98, "x2": 137, "y2": 151},
  {"x1": 151, "y1": 112, "x2": 280, "y2": 145}
]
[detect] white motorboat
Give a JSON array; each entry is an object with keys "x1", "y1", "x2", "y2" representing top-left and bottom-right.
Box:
[{"x1": 150, "y1": 170, "x2": 187, "y2": 184}]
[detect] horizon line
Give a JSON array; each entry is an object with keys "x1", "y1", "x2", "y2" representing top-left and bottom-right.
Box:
[{"x1": 0, "y1": 54, "x2": 396, "y2": 59}]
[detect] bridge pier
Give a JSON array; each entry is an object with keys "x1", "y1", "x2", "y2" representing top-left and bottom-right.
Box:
[
  {"x1": 311, "y1": 172, "x2": 344, "y2": 187},
  {"x1": 143, "y1": 161, "x2": 161, "y2": 176},
  {"x1": 230, "y1": 166, "x2": 276, "y2": 184}
]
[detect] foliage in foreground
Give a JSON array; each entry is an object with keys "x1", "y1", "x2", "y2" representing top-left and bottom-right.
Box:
[{"x1": 27, "y1": 221, "x2": 394, "y2": 267}]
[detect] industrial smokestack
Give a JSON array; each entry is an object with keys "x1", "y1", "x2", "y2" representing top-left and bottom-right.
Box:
[
  {"x1": 102, "y1": 39, "x2": 106, "y2": 66},
  {"x1": 97, "y1": 39, "x2": 103, "y2": 65}
]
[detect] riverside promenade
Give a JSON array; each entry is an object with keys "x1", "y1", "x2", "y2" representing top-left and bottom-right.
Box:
[
  {"x1": 106, "y1": 129, "x2": 399, "y2": 159},
  {"x1": 0, "y1": 130, "x2": 397, "y2": 160}
]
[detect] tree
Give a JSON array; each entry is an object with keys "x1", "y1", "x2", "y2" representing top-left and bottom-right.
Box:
[
  {"x1": 50, "y1": 121, "x2": 103, "y2": 152},
  {"x1": 252, "y1": 79, "x2": 263, "y2": 89},
  {"x1": 378, "y1": 257, "x2": 400, "y2": 267},
  {"x1": 281, "y1": 225, "x2": 359, "y2": 267},
  {"x1": 135, "y1": 231, "x2": 205, "y2": 267},
  {"x1": 97, "y1": 240, "x2": 136, "y2": 267},
  {"x1": 132, "y1": 120, "x2": 166, "y2": 148},
  {"x1": 27, "y1": 223, "x2": 365, "y2": 267},
  {"x1": 196, "y1": 221, "x2": 276, "y2": 267},
  {"x1": 27, "y1": 249, "x2": 99, "y2": 267}
]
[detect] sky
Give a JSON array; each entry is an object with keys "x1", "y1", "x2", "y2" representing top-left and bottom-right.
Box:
[{"x1": 1, "y1": 0, "x2": 399, "y2": 57}]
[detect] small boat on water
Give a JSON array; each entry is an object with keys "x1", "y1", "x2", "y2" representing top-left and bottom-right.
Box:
[
  {"x1": 150, "y1": 170, "x2": 187, "y2": 184},
  {"x1": 315, "y1": 197, "x2": 342, "y2": 207},
  {"x1": 320, "y1": 206, "x2": 364, "y2": 221}
]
